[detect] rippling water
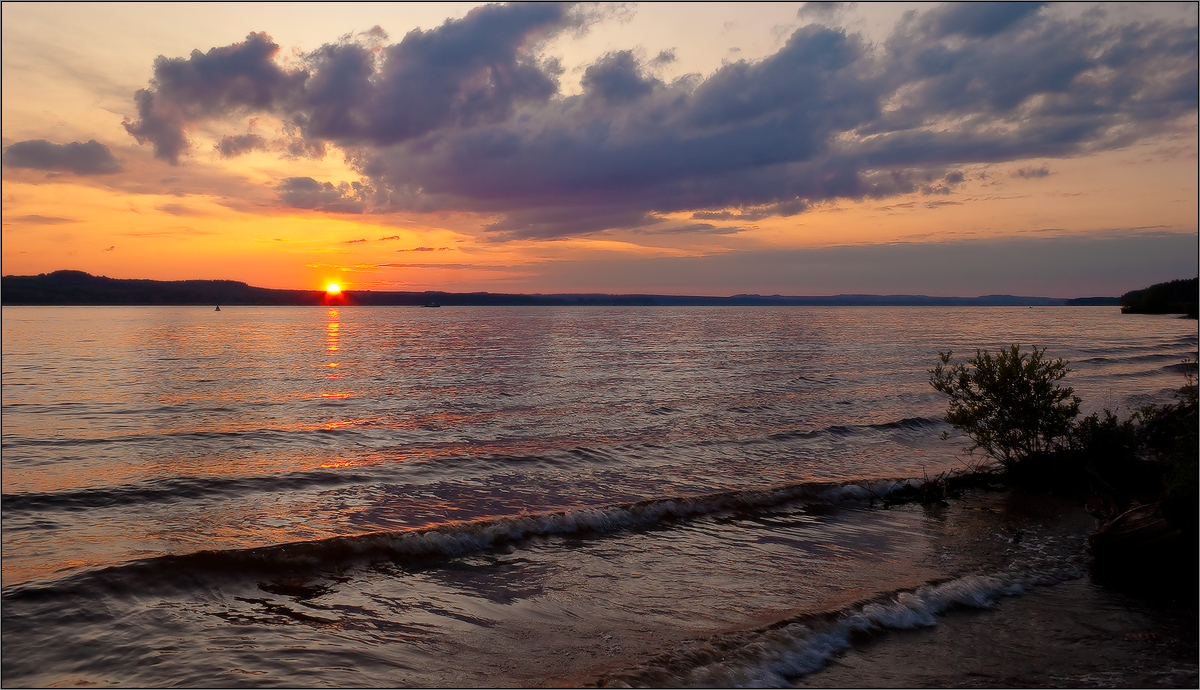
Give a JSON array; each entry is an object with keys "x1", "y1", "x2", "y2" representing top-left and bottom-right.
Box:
[{"x1": 2, "y1": 306, "x2": 1194, "y2": 686}]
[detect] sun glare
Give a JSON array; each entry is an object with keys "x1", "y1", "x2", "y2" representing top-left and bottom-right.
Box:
[{"x1": 326, "y1": 283, "x2": 341, "y2": 295}]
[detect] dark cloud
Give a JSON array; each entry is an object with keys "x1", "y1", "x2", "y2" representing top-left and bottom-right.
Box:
[
  {"x1": 123, "y1": 32, "x2": 306, "y2": 164},
  {"x1": 215, "y1": 133, "x2": 268, "y2": 158},
  {"x1": 3, "y1": 139, "x2": 122, "y2": 175},
  {"x1": 1013, "y1": 165, "x2": 1052, "y2": 178},
  {"x1": 927, "y1": 2, "x2": 1047, "y2": 39},
  {"x1": 300, "y1": 3, "x2": 572, "y2": 146},
  {"x1": 122, "y1": 5, "x2": 586, "y2": 164},
  {"x1": 276, "y1": 176, "x2": 369, "y2": 213},
  {"x1": 630, "y1": 222, "x2": 744, "y2": 236},
  {"x1": 798, "y1": 3, "x2": 856, "y2": 22},
  {"x1": 582, "y1": 50, "x2": 659, "y2": 104},
  {"x1": 650, "y1": 49, "x2": 676, "y2": 66},
  {"x1": 124, "y1": 3, "x2": 1198, "y2": 237}
]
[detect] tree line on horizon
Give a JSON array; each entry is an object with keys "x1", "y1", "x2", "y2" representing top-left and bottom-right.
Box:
[
  {"x1": 1119, "y1": 277, "x2": 1199, "y2": 318},
  {"x1": 0, "y1": 270, "x2": 1194, "y2": 312}
]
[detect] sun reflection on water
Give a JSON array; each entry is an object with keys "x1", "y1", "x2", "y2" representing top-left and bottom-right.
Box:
[{"x1": 326, "y1": 309, "x2": 341, "y2": 377}]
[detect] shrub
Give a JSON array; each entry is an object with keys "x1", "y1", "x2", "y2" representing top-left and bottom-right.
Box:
[
  {"x1": 1069, "y1": 409, "x2": 1156, "y2": 499},
  {"x1": 1145, "y1": 370, "x2": 1198, "y2": 534},
  {"x1": 929, "y1": 345, "x2": 1081, "y2": 481}
]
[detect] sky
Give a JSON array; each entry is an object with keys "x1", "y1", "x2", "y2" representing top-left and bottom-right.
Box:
[{"x1": 2, "y1": 2, "x2": 1197, "y2": 297}]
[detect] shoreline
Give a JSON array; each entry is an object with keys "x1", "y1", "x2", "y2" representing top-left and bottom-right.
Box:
[{"x1": 582, "y1": 490, "x2": 1198, "y2": 688}]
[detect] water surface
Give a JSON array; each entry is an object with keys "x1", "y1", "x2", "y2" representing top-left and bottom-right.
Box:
[{"x1": 2, "y1": 306, "x2": 1194, "y2": 686}]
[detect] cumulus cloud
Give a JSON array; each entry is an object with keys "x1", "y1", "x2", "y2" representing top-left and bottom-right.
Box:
[
  {"x1": 123, "y1": 32, "x2": 305, "y2": 164},
  {"x1": 581, "y1": 50, "x2": 660, "y2": 104},
  {"x1": 123, "y1": 2, "x2": 1198, "y2": 239},
  {"x1": 3, "y1": 139, "x2": 122, "y2": 174}
]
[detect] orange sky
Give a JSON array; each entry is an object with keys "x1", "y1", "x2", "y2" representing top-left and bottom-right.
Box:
[{"x1": 3, "y1": 3, "x2": 1197, "y2": 297}]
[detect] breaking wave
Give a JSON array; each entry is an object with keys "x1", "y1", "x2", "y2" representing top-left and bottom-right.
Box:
[
  {"x1": 4, "y1": 475, "x2": 936, "y2": 599},
  {"x1": 600, "y1": 560, "x2": 1085, "y2": 688}
]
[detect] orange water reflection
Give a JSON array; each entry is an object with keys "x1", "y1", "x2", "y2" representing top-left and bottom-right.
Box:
[{"x1": 326, "y1": 309, "x2": 341, "y2": 377}]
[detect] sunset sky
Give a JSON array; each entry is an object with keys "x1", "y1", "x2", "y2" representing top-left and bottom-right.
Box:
[{"x1": 3, "y1": 2, "x2": 1197, "y2": 297}]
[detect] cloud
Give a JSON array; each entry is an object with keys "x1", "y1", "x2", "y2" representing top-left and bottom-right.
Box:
[
  {"x1": 2, "y1": 139, "x2": 122, "y2": 174},
  {"x1": 630, "y1": 222, "x2": 744, "y2": 236},
  {"x1": 122, "y1": 3, "x2": 1198, "y2": 238},
  {"x1": 155, "y1": 203, "x2": 208, "y2": 216},
  {"x1": 798, "y1": 2, "x2": 856, "y2": 22},
  {"x1": 215, "y1": 133, "x2": 268, "y2": 158},
  {"x1": 123, "y1": 32, "x2": 305, "y2": 164},
  {"x1": 122, "y1": 5, "x2": 592, "y2": 163},
  {"x1": 1012, "y1": 165, "x2": 1052, "y2": 178},
  {"x1": 581, "y1": 50, "x2": 659, "y2": 104},
  {"x1": 276, "y1": 176, "x2": 368, "y2": 213},
  {"x1": 3, "y1": 214, "x2": 78, "y2": 225},
  {"x1": 378, "y1": 262, "x2": 515, "y2": 271},
  {"x1": 650, "y1": 49, "x2": 676, "y2": 66},
  {"x1": 926, "y1": 2, "x2": 1047, "y2": 39}
]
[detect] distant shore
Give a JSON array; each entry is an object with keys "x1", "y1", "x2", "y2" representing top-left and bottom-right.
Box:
[{"x1": 1, "y1": 270, "x2": 1114, "y2": 307}]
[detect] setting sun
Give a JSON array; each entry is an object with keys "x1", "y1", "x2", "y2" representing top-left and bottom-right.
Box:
[{"x1": 326, "y1": 283, "x2": 341, "y2": 295}]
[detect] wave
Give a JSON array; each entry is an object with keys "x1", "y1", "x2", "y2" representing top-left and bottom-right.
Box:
[
  {"x1": 2, "y1": 476, "x2": 934, "y2": 600},
  {"x1": 598, "y1": 560, "x2": 1084, "y2": 688},
  {"x1": 0, "y1": 468, "x2": 377, "y2": 513},
  {"x1": 768, "y1": 416, "x2": 943, "y2": 441},
  {"x1": 2, "y1": 417, "x2": 947, "y2": 513}
]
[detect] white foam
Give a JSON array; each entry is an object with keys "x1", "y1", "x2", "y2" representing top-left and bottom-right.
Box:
[{"x1": 663, "y1": 565, "x2": 1082, "y2": 688}]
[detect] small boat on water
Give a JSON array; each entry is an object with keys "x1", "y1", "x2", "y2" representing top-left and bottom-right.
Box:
[
  {"x1": 421, "y1": 302, "x2": 441, "y2": 308},
  {"x1": 215, "y1": 306, "x2": 221, "y2": 311}
]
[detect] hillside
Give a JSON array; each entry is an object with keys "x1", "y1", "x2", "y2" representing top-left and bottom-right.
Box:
[{"x1": 2, "y1": 270, "x2": 1083, "y2": 307}]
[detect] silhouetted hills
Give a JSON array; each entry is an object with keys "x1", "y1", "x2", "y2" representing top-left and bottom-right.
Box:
[
  {"x1": 1, "y1": 270, "x2": 321, "y2": 305},
  {"x1": 0, "y1": 270, "x2": 1102, "y2": 307},
  {"x1": 1120, "y1": 277, "x2": 1199, "y2": 318}
]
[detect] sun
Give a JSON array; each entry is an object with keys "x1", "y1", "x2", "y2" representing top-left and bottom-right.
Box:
[{"x1": 326, "y1": 283, "x2": 341, "y2": 295}]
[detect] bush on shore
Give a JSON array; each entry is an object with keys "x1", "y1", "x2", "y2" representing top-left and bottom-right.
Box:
[
  {"x1": 929, "y1": 345, "x2": 1080, "y2": 487},
  {"x1": 929, "y1": 346, "x2": 1198, "y2": 535}
]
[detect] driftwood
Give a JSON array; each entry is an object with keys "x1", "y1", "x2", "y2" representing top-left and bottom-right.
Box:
[{"x1": 1088, "y1": 502, "x2": 1185, "y2": 563}]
